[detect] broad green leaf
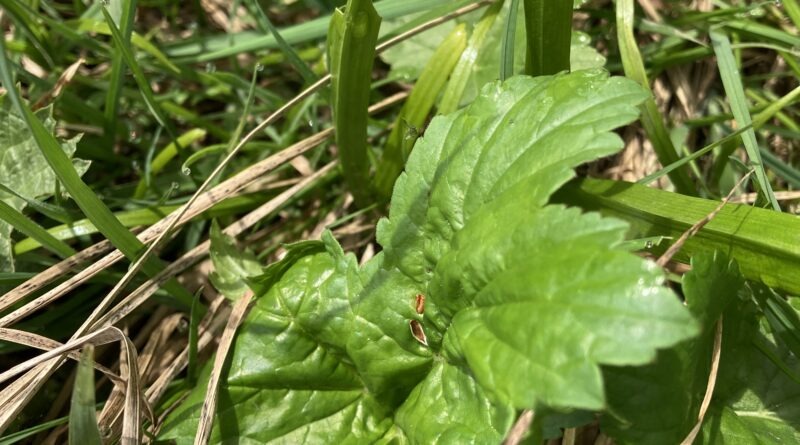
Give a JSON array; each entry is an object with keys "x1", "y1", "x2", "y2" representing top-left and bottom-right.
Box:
[
  {"x1": 438, "y1": 204, "x2": 694, "y2": 409},
  {"x1": 160, "y1": 239, "x2": 402, "y2": 443},
  {"x1": 208, "y1": 221, "x2": 262, "y2": 301},
  {"x1": 698, "y1": 288, "x2": 800, "y2": 444},
  {"x1": 0, "y1": 97, "x2": 88, "y2": 271},
  {"x1": 394, "y1": 361, "x2": 514, "y2": 443},
  {"x1": 162, "y1": 71, "x2": 697, "y2": 442},
  {"x1": 601, "y1": 252, "x2": 744, "y2": 444},
  {"x1": 69, "y1": 346, "x2": 102, "y2": 445}
]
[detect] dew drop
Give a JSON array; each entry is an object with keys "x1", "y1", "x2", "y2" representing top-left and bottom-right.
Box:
[
  {"x1": 255, "y1": 63, "x2": 264, "y2": 72},
  {"x1": 645, "y1": 241, "x2": 654, "y2": 249},
  {"x1": 181, "y1": 166, "x2": 192, "y2": 176}
]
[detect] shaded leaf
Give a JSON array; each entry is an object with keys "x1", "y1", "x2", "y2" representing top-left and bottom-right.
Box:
[
  {"x1": 208, "y1": 221, "x2": 262, "y2": 301},
  {"x1": 601, "y1": 252, "x2": 744, "y2": 444},
  {"x1": 698, "y1": 285, "x2": 800, "y2": 444}
]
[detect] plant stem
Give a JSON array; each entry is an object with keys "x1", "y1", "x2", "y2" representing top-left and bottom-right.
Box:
[
  {"x1": 522, "y1": 0, "x2": 573, "y2": 76},
  {"x1": 328, "y1": 0, "x2": 382, "y2": 205}
]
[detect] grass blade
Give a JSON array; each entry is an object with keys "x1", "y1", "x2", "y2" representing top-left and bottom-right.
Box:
[
  {"x1": 783, "y1": 0, "x2": 800, "y2": 30},
  {"x1": 13, "y1": 194, "x2": 266, "y2": 255},
  {"x1": 500, "y1": 0, "x2": 521, "y2": 81},
  {"x1": 100, "y1": 6, "x2": 175, "y2": 135},
  {"x1": 163, "y1": 0, "x2": 458, "y2": 62},
  {"x1": 244, "y1": 0, "x2": 318, "y2": 85},
  {"x1": 327, "y1": 0, "x2": 382, "y2": 205},
  {"x1": 710, "y1": 29, "x2": 780, "y2": 211},
  {"x1": 133, "y1": 128, "x2": 207, "y2": 199},
  {"x1": 68, "y1": 346, "x2": 102, "y2": 445},
  {"x1": 102, "y1": 0, "x2": 137, "y2": 143},
  {"x1": 555, "y1": 178, "x2": 800, "y2": 295},
  {"x1": 0, "y1": 200, "x2": 76, "y2": 259},
  {"x1": 0, "y1": 37, "x2": 194, "y2": 308},
  {"x1": 0, "y1": 183, "x2": 76, "y2": 224},
  {"x1": 522, "y1": 0, "x2": 573, "y2": 76},
  {"x1": 374, "y1": 24, "x2": 467, "y2": 198},
  {"x1": 439, "y1": 0, "x2": 502, "y2": 114},
  {"x1": 753, "y1": 286, "x2": 800, "y2": 362},
  {"x1": 615, "y1": 0, "x2": 696, "y2": 195}
]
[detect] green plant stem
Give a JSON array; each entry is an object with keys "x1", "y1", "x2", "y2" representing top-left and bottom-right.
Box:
[
  {"x1": 500, "y1": 0, "x2": 521, "y2": 80},
  {"x1": 328, "y1": 0, "x2": 382, "y2": 206},
  {"x1": 522, "y1": 0, "x2": 572, "y2": 76}
]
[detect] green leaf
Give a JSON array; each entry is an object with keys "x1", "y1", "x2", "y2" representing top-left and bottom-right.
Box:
[
  {"x1": 601, "y1": 252, "x2": 744, "y2": 445},
  {"x1": 162, "y1": 71, "x2": 697, "y2": 442},
  {"x1": 208, "y1": 221, "x2": 262, "y2": 301},
  {"x1": 698, "y1": 288, "x2": 800, "y2": 444},
  {"x1": 394, "y1": 361, "x2": 514, "y2": 443},
  {"x1": 0, "y1": 97, "x2": 88, "y2": 271},
  {"x1": 160, "y1": 240, "x2": 399, "y2": 443},
  {"x1": 69, "y1": 346, "x2": 102, "y2": 445}
]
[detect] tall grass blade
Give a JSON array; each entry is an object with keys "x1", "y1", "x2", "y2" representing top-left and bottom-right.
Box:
[
  {"x1": 327, "y1": 0, "x2": 382, "y2": 205},
  {"x1": 616, "y1": 0, "x2": 695, "y2": 195},
  {"x1": 0, "y1": 183, "x2": 76, "y2": 224},
  {"x1": 245, "y1": 0, "x2": 318, "y2": 85},
  {"x1": 783, "y1": 0, "x2": 800, "y2": 30},
  {"x1": 100, "y1": 6, "x2": 175, "y2": 135},
  {"x1": 753, "y1": 286, "x2": 800, "y2": 362},
  {"x1": 102, "y1": 0, "x2": 137, "y2": 143},
  {"x1": 522, "y1": 0, "x2": 572, "y2": 76},
  {"x1": 134, "y1": 128, "x2": 207, "y2": 199},
  {"x1": 68, "y1": 346, "x2": 102, "y2": 445},
  {"x1": 501, "y1": 0, "x2": 521, "y2": 81},
  {"x1": 374, "y1": 25, "x2": 467, "y2": 199},
  {"x1": 0, "y1": 200, "x2": 75, "y2": 259},
  {"x1": 164, "y1": 0, "x2": 458, "y2": 62},
  {"x1": 710, "y1": 29, "x2": 780, "y2": 211}
]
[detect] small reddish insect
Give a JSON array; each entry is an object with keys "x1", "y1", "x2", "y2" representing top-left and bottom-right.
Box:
[
  {"x1": 415, "y1": 293, "x2": 425, "y2": 315},
  {"x1": 409, "y1": 320, "x2": 428, "y2": 346}
]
